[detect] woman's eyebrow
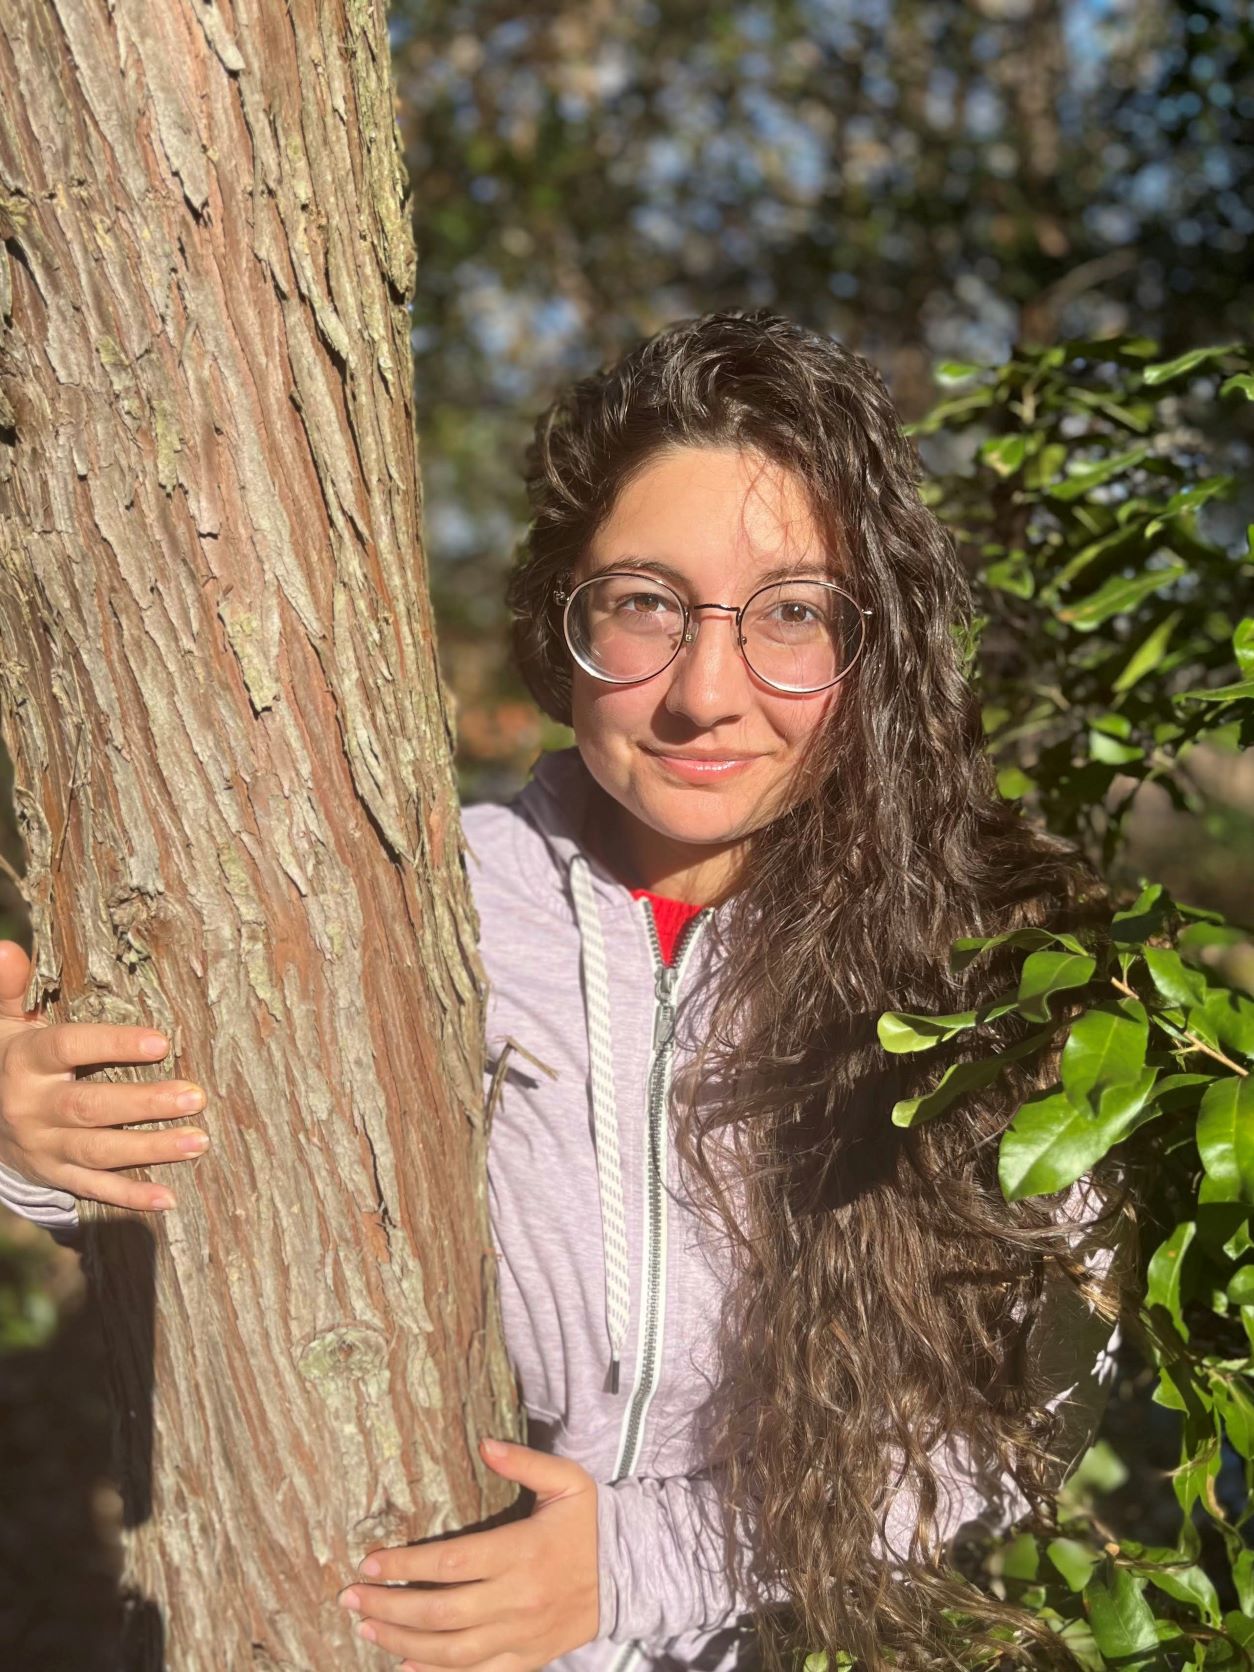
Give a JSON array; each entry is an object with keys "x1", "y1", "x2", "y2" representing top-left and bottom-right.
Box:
[{"x1": 592, "y1": 555, "x2": 834, "y2": 587}]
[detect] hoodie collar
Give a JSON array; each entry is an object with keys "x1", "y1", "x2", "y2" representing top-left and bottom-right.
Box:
[{"x1": 510, "y1": 746, "x2": 644, "y2": 918}]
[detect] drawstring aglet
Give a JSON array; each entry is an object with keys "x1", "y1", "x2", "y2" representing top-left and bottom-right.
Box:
[{"x1": 606, "y1": 1354, "x2": 621, "y2": 1395}]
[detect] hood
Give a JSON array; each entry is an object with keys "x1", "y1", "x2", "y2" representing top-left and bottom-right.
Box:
[{"x1": 508, "y1": 745, "x2": 645, "y2": 920}]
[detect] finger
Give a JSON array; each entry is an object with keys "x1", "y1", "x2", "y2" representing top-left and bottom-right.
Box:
[
  {"x1": 360, "y1": 1528, "x2": 509, "y2": 1586},
  {"x1": 352, "y1": 1615, "x2": 500, "y2": 1668},
  {"x1": 19, "y1": 1023, "x2": 170, "y2": 1078},
  {"x1": 51, "y1": 1077, "x2": 206, "y2": 1129},
  {"x1": 55, "y1": 1126, "x2": 210, "y2": 1173},
  {"x1": 342, "y1": 1577, "x2": 503, "y2": 1637},
  {"x1": 55, "y1": 1161, "x2": 178, "y2": 1215},
  {"x1": 401, "y1": 1660, "x2": 516, "y2": 1672},
  {"x1": 0, "y1": 941, "x2": 35, "y2": 1022}
]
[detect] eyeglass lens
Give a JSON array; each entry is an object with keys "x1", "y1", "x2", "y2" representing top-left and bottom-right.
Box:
[{"x1": 564, "y1": 575, "x2": 864, "y2": 692}]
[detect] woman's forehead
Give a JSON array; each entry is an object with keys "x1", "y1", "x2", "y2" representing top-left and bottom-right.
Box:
[{"x1": 582, "y1": 445, "x2": 835, "y2": 586}]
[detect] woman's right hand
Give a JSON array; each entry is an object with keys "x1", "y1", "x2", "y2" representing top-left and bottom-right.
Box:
[{"x1": 0, "y1": 939, "x2": 209, "y2": 1213}]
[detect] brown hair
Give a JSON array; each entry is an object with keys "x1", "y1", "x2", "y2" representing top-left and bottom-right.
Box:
[{"x1": 506, "y1": 308, "x2": 1131, "y2": 1670}]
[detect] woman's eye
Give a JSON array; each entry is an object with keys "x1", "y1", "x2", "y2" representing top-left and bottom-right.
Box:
[{"x1": 618, "y1": 592, "x2": 671, "y2": 614}]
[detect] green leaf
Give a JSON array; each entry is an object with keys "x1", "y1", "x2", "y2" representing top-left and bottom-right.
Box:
[
  {"x1": 1128, "y1": 1549, "x2": 1221, "y2": 1626},
  {"x1": 1144, "y1": 476, "x2": 1234, "y2": 538},
  {"x1": 1228, "y1": 1265, "x2": 1254, "y2": 1305},
  {"x1": 981, "y1": 433, "x2": 1029, "y2": 477},
  {"x1": 1084, "y1": 1562, "x2": 1160, "y2": 1663},
  {"x1": 1235, "y1": 618, "x2": 1254, "y2": 678},
  {"x1": 906, "y1": 387, "x2": 996, "y2": 434},
  {"x1": 1111, "y1": 884, "x2": 1169, "y2": 946},
  {"x1": 949, "y1": 927, "x2": 1085, "y2": 971},
  {"x1": 1145, "y1": 1221, "x2": 1197, "y2": 1340},
  {"x1": 998, "y1": 1531, "x2": 1041, "y2": 1582},
  {"x1": 1220, "y1": 371, "x2": 1254, "y2": 398},
  {"x1": 1111, "y1": 609, "x2": 1183, "y2": 693},
  {"x1": 934, "y1": 360, "x2": 988, "y2": 385},
  {"x1": 1051, "y1": 521, "x2": 1149, "y2": 593},
  {"x1": 1017, "y1": 950, "x2": 1097, "y2": 1022},
  {"x1": 1144, "y1": 1072, "x2": 1213, "y2": 1115},
  {"x1": 1047, "y1": 1537, "x2": 1101, "y2": 1592},
  {"x1": 1212, "y1": 1377, "x2": 1254, "y2": 1460},
  {"x1": 996, "y1": 764, "x2": 1036, "y2": 799},
  {"x1": 879, "y1": 1009, "x2": 977, "y2": 1053},
  {"x1": 1175, "y1": 677, "x2": 1254, "y2": 704},
  {"x1": 1143, "y1": 947, "x2": 1209, "y2": 1009},
  {"x1": 1064, "y1": 334, "x2": 1159, "y2": 362},
  {"x1": 1057, "y1": 560, "x2": 1189, "y2": 632},
  {"x1": 1047, "y1": 443, "x2": 1152, "y2": 501},
  {"x1": 878, "y1": 991, "x2": 1022, "y2": 1052},
  {"x1": 1189, "y1": 989, "x2": 1254, "y2": 1060},
  {"x1": 1141, "y1": 343, "x2": 1241, "y2": 385},
  {"x1": 1088, "y1": 727, "x2": 1144, "y2": 765},
  {"x1": 1196, "y1": 1075, "x2": 1254, "y2": 1204},
  {"x1": 1059, "y1": 1001, "x2": 1149, "y2": 1102},
  {"x1": 984, "y1": 555, "x2": 1035, "y2": 598},
  {"x1": 1235, "y1": 1547, "x2": 1254, "y2": 1618},
  {"x1": 1024, "y1": 441, "x2": 1069, "y2": 490},
  {"x1": 891, "y1": 1026, "x2": 1057, "y2": 1128},
  {"x1": 1064, "y1": 1439, "x2": 1130, "y2": 1498},
  {"x1": 999, "y1": 1066, "x2": 1159, "y2": 1199}
]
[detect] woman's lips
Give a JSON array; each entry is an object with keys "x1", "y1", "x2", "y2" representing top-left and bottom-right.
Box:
[{"x1": 647, "y1": 751, "x2": 762, "y2": 782}]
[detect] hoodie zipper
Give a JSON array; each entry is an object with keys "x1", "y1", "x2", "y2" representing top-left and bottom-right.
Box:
[{"x1": 610, "y1": 902, "x2": 709, "y2": 1483}]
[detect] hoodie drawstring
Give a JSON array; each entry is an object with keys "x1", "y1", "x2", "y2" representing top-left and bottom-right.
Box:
[{"x1": 568, "y1": 854, "x2": 631, "y2": 1395}]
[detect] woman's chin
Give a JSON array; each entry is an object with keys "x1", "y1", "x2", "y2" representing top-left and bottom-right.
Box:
[{"x1": 633, "y1": 791, "x2": 765, "y2": 850}]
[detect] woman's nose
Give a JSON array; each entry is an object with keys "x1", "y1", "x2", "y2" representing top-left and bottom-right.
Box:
[{"x1": 661, "y1": 608, "x2": 751, "y2": 725}]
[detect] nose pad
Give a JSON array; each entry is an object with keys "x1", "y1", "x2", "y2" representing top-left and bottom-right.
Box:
[{"x1": 675, "y1": 612, "x2": 744, "y2": 673}]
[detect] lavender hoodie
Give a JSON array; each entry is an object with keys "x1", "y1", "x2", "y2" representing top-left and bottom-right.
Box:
[{"x1": 0, "y1": 745, "x2": 1125, "y2": 1672}]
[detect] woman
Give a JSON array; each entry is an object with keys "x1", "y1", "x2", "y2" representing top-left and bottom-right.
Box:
[{"x1": 0, "y1": 310, "x2": 1129, "y2": 1672}]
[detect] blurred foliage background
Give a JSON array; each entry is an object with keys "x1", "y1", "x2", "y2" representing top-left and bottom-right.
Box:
[{"x1": 1, "y1": 0, "x2": 1252, "y2": 1657}]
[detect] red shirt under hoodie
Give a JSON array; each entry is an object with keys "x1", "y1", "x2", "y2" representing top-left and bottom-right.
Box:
[{"x1": 629, "y1": 888, "x2": 704, "y2": 965}]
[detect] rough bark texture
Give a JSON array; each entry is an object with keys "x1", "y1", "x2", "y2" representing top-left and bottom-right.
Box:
[{"x1": 0, "y1": 2, "x2": 522, "y2": 1665}]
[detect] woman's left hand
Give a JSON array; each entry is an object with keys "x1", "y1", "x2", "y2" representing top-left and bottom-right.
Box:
[{"x1": 339, "y1": 1436, "x2": 601, "y2": 1670}]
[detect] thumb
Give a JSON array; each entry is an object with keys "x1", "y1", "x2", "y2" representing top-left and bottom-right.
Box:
[
  {"x1": 478, "y1": 1437, "x2": 590, "y2": 1504},
  {"x1": 0, "y1": 941, "x2": 38, "y2": 1024}
]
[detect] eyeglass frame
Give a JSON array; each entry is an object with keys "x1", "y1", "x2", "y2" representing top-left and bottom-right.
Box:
[{"x1": 553, "y1": 569, "x2": 874, "y2": 695}]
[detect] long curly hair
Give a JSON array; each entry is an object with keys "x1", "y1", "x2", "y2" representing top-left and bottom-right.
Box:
[{"x1": 504, "y1": 309, "x2": 1133, "y2": 1670}]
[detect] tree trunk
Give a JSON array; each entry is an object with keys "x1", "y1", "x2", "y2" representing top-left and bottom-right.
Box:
[{"x1": 0, "y1": 2, "x2": 521, "y2": 1665}]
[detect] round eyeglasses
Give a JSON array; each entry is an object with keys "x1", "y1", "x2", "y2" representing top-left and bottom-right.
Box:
[{"x1": 555, "y1": 571, "x2": 872, "y2": 694}]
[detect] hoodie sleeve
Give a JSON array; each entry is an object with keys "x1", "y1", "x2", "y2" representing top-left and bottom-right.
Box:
[
  {"x1": 596, "y1": 1466, "x2": 788, "y2": 1642},
  {"x1": 0, "y1": 1158, "x2": 79, "y2": 1236},
  {"x1": 594, "y1": 1178, "x2": 1129, "y2": 1645}
]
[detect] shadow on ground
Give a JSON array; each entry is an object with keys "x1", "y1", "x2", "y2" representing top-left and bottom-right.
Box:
[{"x1": 0, "y1": 1217, "x2": 161, "y2": 1670}]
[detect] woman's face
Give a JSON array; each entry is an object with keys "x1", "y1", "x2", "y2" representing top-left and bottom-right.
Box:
[{"x1": 569, "y1": 445, "x2": 846, "y2": 871}]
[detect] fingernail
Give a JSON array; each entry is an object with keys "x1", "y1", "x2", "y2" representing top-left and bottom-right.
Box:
[
  {"x1": 358, "y1": 1556, "x2": 381, "y2": 1577},
  {"x1": 141, "y1": 1034, "x2": 168, "y2": 1057},
  {"x1": 175, "y1": 1088, "x2": 205, "y2": 1112},
  {"x1": 152, "y1": 1191, "x2": 175, "y2": 1211},
  {"x1": 177, "y1": 1133, "x2": 209, "y2": 1154},
  {"x1": 339, "y1": 1589, "x2": 361, "y2": 1612},
  {"x1": 357, "y1": 1622, "x2": 377, "y2": 1643}
]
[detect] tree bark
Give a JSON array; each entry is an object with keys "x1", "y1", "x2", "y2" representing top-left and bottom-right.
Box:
[{"x1": 0, "y1": 2, "x2": 521, "y2": 1665}]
